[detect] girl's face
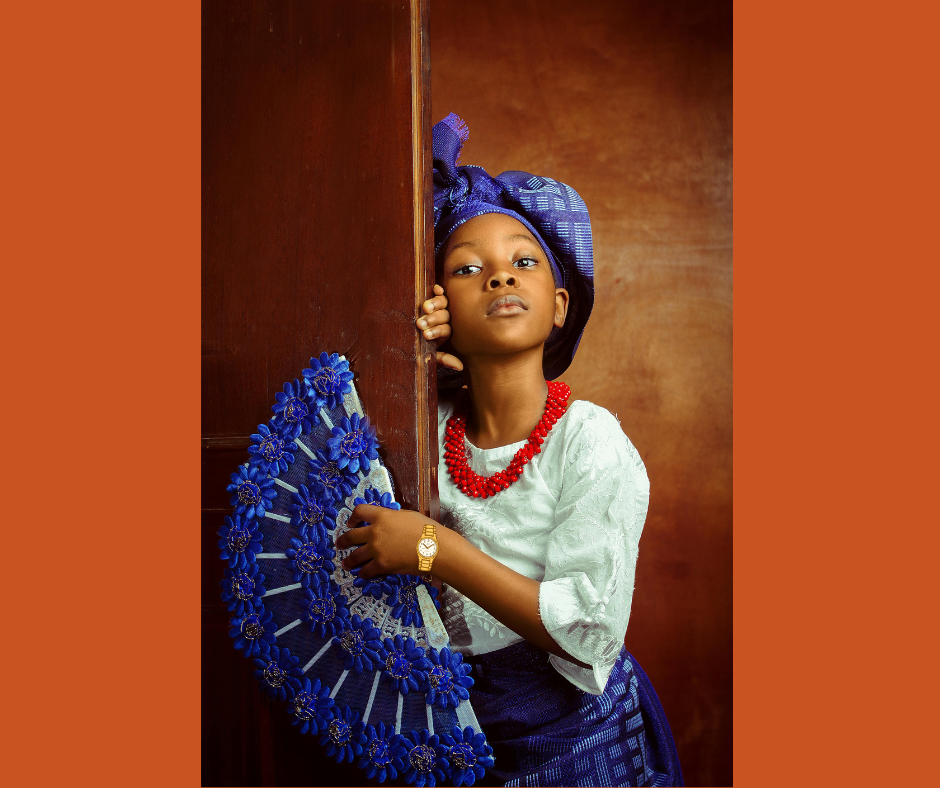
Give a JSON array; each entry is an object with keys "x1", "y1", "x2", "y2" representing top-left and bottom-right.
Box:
[{"x1": 439, "y1": 213, "x2": 568, "y2": 362}]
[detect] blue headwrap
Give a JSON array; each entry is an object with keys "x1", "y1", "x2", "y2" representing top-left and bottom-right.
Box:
[{"x1": 432, "y1": 113, "x2": 595, "y2": 382}]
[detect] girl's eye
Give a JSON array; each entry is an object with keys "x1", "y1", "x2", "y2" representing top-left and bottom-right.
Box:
[
  {"x1": 513, "y1": 257, "x2": 538, "y2": 269},
  {"x1": 453, "y1": 264, "x2": 481, "y2": 276}
]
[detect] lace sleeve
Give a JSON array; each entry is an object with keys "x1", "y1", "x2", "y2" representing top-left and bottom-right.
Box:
[{"x1": 538, "y1": 405, "x2": 650, "y2": 694}]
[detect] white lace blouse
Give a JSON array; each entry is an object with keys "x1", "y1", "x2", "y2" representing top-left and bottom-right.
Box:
[{"x1": 437, "y1": 399, "x2": 650, "y2": 695}]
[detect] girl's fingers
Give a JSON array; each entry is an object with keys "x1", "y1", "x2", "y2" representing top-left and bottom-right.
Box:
[
  {"x1": 437, "y1": 351, "x2": 464, "y2": 371},
  {"x1": 334, "y1": 526, "x2": 367, "y2": 550},
  {"x1": 416, "y1": 309, "x2": 450, "y2": 333},
  {"x1": 421, "y1": 294, "x2": 449, "y2": 315},
  {"x1": 421, "y1": 323, "x2": 452, "y2": 341},
  {"x1": 344, "y1": 504, "x2": 383, "y2": 531},
  {"x1": 419, "y1": 308, "x2": 450, "y2": 328},
  {"x1": 341, "y1": 543, "x2": 373, "y2": 570},
  {"x1": 354, "y1": 556, "x2": 387, "y2": 580},
  {"x1": 418, "y1": 285, "x2": 458, "y2": 366}
]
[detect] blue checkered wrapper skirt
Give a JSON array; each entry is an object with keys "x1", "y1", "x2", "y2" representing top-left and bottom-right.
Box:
[{"x1": 465, "y1": 641, "x2": 683, "y2": 787}]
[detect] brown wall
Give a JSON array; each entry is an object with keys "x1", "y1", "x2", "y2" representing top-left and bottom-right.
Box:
[{"x1": 430, "y1": 1, "x2": 733, "y2": 784}]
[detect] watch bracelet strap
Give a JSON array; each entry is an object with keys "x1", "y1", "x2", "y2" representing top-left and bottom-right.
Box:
[{"x1": 418, "y1": 523, "x2": 437, "y2": 573}]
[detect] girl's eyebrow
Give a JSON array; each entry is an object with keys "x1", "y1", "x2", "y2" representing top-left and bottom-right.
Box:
[
  {"x1": 446, "y1": 233, "x2": 539, "y2": 258},
  {"x1": 446, "y1": 240, "x2": 478, "y2": 256},
  {"x1": 504, "y1": 232, "x2": 539, "y2": 246}
]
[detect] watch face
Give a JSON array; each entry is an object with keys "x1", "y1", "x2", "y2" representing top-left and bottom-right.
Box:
[{"x1": 418, "y1": 538, "x2": 438, "y2": 558}]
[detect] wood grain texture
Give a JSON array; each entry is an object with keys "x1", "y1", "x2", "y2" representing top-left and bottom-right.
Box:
[
  {"x1": 202, "y1": 1, "x2": 435, "y2": 784},
  {"x1": 430, "y1": 1, "x2": 732, "y2": 784},
  {"x1": 202, "y1": 0, "x2": 436, "y2": 513}
]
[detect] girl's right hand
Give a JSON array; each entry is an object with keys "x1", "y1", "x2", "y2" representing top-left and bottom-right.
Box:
[{"x1": 417, "y1": 284, "x2": 464, "y2": 371}]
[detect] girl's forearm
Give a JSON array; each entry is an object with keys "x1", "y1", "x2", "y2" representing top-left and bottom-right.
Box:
[
  {"x1": 336, "y1": 504, "x2": 591, "y2": 670},
  {"x1": 433, "y1": 526, "x2": 590, "y2": 670}
]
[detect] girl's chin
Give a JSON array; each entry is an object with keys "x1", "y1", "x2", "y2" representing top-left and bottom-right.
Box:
[
  {"x1": 452, "y1": 321, "x2": 554, "y2": 351},
  {"x1": 451, "y1": 338, "x2": 551, "y2": 363}
]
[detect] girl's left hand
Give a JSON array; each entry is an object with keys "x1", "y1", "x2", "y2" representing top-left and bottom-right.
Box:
[
  {"x1": 417, "y1": 284, "x2": 463, "y2": 371},
  {"x1": 336, "y1": 504, "x2": 439, "y2": 579}
]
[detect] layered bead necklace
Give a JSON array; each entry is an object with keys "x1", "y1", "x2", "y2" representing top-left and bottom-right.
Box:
[{"x1": 443, "y1": 381, "x2": 571, "y2": 499}]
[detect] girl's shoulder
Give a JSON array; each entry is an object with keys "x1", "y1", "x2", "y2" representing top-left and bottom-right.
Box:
[
  {"x1": 553, "y1": 399, "x2": 646, "y2": 471},
  {"x1": 560, "y1": 399, "x2": 625, "y2": 435},
  {"x1": 555, "y1": 399, "x2": 636, "y2": 452}
]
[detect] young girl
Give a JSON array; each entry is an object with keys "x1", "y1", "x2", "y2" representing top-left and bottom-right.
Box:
[{"x1": 336, "y1": 114, "x2": 683, "y2": 787}]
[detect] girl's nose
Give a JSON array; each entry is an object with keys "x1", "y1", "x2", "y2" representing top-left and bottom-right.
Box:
[{"x1": 488, "y1": 271, "x2": 517, "y2": 289}]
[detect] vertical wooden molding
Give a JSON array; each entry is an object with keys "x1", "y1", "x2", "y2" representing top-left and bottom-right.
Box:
[{"x1": 411, "y1": 0, "x2": 439, "y2": 519}]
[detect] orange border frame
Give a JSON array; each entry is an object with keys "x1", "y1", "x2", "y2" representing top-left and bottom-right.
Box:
[{"x1": 6, "y1": 2, "x2": 937, "y2": 786}]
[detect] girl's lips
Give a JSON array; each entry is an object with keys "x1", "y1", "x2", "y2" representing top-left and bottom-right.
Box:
[{"x1": 487, "y1": 295, "x2": 528, "y2": 315}]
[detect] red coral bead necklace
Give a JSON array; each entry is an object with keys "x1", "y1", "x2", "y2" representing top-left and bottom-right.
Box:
[{"x1": 444, "y1": 380, "x2": 571, "y2": 499}]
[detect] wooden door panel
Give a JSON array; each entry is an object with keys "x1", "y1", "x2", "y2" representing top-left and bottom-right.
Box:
[
  {"x1": 202, "y1": 1, "x2": 434, "y2": 783},
  {"x1": 202, "y1": 0, "x2": 435, "y2": 513}
]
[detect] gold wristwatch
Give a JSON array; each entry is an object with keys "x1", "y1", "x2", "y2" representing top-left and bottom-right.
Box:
[{"x1": 416, "y1": 522, "x2": 439, "y2": 577}]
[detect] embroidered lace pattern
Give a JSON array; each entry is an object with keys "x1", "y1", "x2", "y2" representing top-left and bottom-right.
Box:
[{"x1": 437, "y1": 399, "x2": 650, "y2": 694}]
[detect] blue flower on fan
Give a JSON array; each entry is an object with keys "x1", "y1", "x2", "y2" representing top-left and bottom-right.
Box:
[
  {"x1": 303, "y1": 352, "x2": 354, "y2": 410},
  {"x1": 307, "y1": 449, "x2": 357, "y2": 505},
  {"x1": 248, "y1": 420, "x2": 296, "y2": 477},
  {"x1": 395, "y1": 728, "x2": 449, "y2": 787},
  {"x1": 271, "y1": 378, "x2": 319, "y2": 439},
  {"x1": 289, "y1": 484, "x2": 338, "y2": 540},
  {"x1": 380, "y1": 635, "x2": 431, "y2": 696},
  {"x1": 301, "y1": 580, "x2": 350, "y2": 639},
  {"x1": 286, "y1": 533, "x2": 335, "y2": 589},
  {"x1": 326, "y1": 412, "x2": 379, "y2": 474},
  {"x1": 351, "y1": 570, "x2": 398, "y2": 600},
  {"x1": 358, "y1": 721, "x2": 406, "y2": 783},
  {"x1": 332, "y1": 614, "x2": 384, "y2": 674},
  {"x1": 440, "y1": 726, "x2": 494, "y2": 787},
  {"x1": 387, "y1": 576, "x2": 439, "y2": 628},
  {"x1": 229, "y1": 608, "x2": 277, "y2": 658},
  {"x1": 252, "y1": 645, "x2": 303, "y2": 701},
  {"x1": 220, "y1": 563, "x2": 266, "y2": 616},
  {"x1": 354, "y1": 487, "x2": 401, "y2": 512},
  {"x1": 226, "y1": 464, "x2": 278, "y2": 519},
  {"x1": 217, "y1": 514, "x2": 262, "y2": 569},
  {"x1": 423, "y1": 647, "x2": 473, "y2": 709},
  {"x1": 319, "y1": 704, "x2": 367, "y2": 764},
  {"x1": 290, "y1": 676, "x2": 335, "y2": 735}
]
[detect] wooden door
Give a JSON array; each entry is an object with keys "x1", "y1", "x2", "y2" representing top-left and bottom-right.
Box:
[{"x1": 201, "y1": 1, "x2": 436, "y2": 783}]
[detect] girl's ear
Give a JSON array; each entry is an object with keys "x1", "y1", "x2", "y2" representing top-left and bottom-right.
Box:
[{"x1": 554, "y1": 288, "x2": 569, "y2": 328}]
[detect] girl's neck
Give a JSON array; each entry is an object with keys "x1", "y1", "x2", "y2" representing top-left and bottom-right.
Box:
[{"x1": 462, "y1": 352, "x2": 549, "y2": 450}]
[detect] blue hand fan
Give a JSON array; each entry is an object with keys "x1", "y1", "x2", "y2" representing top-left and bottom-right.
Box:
[{"x1": 219, "y1": 352, "x2": 495, "y2": 786}]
